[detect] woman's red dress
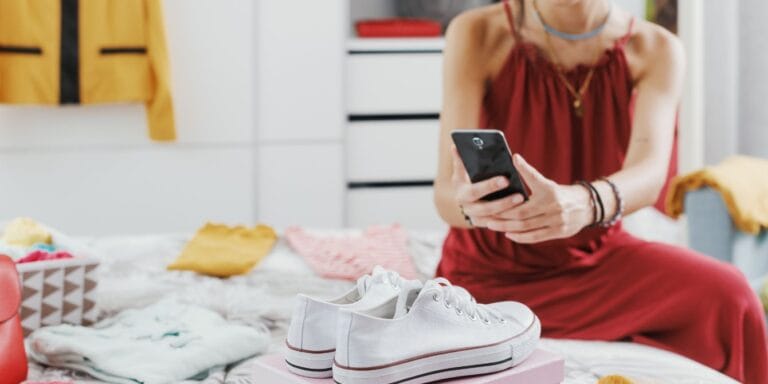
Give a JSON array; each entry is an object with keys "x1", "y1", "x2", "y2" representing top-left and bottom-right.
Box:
[{"x1": 437, "y1": 2, "x2": 768, "y2": 382}]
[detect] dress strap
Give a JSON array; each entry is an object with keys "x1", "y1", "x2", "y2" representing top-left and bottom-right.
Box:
[
  {"x1": 502, "y1": 0, "x2": 522, "y2": 41},
  {"x1": 616, "y1": 17, "x2": 635, "y2": 48}
]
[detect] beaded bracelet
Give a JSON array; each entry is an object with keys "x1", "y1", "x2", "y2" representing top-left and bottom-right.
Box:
[
  {"x1": 600, "y1": 177, "x2": 625, "y2": 227},
  {"x1": 586, "y1": 181, "x2": 605, "y2": 225},
  {"x1": 576, "y1": 181, "x2": 598, "y2": 226}
]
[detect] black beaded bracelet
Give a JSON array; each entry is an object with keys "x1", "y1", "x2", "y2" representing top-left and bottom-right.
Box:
[
  {"x1": 576, "y1": 181, "x2": 598, "y2": 225},
  {"x1": 586, "y1": 181, "x2": 605, "y2": 225},
  {"x1": 600, "y1": 177, "x2": 625, "y2": 227}
]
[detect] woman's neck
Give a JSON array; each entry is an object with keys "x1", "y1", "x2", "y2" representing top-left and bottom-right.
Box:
[{"x1": 533, "y1": 0, "x2": 611, "y2": 34}]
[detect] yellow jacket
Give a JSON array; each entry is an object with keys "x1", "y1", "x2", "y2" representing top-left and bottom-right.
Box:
[{"x1": 0, "y1": 0, "x2": 175, "y2": 141}]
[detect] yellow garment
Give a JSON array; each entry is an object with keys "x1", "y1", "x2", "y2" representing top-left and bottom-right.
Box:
[
  {"x1": 168, "y1": 223, "x2": 278, "y2": 278},
  {"x1": 667, "y1": 156, "x2": 768, "y2": 234},
  {"x1": 0, "y1": 0, "x2": 175, "y2": 141},
  {"x1": 2, "y1": 217, "x2": 52, "y2": 247}
]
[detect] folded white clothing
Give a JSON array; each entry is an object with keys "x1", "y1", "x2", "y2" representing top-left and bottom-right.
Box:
[{"x1": 27, "y1": 300, "x2": 270, "y2": 384}]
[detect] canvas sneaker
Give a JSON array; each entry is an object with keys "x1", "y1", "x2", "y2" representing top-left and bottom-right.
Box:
[
  {"x1": 285, "y1": 266, "x2": 421, "y2": 378},
  {"x1": 332, "y1": 277, "x2": 540, "y2": 384}
]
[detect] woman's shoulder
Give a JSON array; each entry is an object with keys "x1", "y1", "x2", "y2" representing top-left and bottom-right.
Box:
[
  {"x1": 445, "y1": 3, "x2": 514, "y2": 59},
  {"x1": 624, "y1": 17, "x2": 685, "y2": 80}
]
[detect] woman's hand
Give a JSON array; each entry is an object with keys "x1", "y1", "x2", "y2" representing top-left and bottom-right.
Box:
[
  {"x1": 450, "y1": 147, "x2": 526, "y2": 228},
  {"x1": 485, "y1": 154, "x2": 594, "y2": 244}
]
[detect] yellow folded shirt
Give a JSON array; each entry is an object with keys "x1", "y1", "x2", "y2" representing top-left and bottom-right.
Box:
[
  {"x1": 2, "y1": 217, "x2": 52, "y2": 247},
  {"x1": 667, "y1": 156, "x2": 768, "y2": 235},
  {"x1": 168, "y1": 223, "x2": 277, "y2": 277}
]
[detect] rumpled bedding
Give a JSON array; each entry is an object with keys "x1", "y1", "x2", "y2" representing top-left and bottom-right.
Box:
[
  {"x1": 25, "y1": 229, "x2": 736, "y2": 384},
  {"x1": 27, "y1": 301, "x2": 269, "y2": 384}
]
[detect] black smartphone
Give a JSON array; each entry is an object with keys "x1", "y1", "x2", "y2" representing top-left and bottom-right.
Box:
[{"x1": 451, "y1": 129, "x2": 528, "y2": 201}]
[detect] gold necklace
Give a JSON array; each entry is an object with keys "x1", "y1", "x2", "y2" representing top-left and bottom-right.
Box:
[{"x1": 534, "y1": 0, "x2": 606, "y2": 117}]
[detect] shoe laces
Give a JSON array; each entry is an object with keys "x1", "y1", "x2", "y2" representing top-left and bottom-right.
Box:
[
  {"x1": 356, "y1": 266, "x2": 403, "y2": 296},
  {"x1": 429, "y1": 278, "x2": 505, "y2": 324}
]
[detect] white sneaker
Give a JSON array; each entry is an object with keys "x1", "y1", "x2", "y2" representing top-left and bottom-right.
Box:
[
  {"x1": 332, "y1": 278, "x2": 541, "y2": 384},
  {"x1": 285, "y1": 267, "x2": 420, "y2": 378}
]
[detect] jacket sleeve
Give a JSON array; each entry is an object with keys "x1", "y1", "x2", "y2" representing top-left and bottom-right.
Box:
[{"x1": 145, "y1": 0, "x2": 176, "y2": 141}]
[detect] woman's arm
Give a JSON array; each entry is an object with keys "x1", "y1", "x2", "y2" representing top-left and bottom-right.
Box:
[
  {"x1": 434, "y1": 12, "x2": 526, "y2": 228},
  {"x1": 486, "y1": 26, "x2": 686, "y2": 243}
]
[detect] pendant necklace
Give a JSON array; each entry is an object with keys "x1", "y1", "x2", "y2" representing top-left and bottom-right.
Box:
[{"x1": 533, "y1": 0, "x2": 611, "y2": 117}]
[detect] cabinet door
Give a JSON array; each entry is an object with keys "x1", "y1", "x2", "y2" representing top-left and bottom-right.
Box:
[
  {"x1": 256, "y1": 0, "x2": 346, "y2": 142},
  {"x1": 347, "y1": 187, "x2": 446, "y2": 230},
  {"x1": 347, "y1": 120, "x2": 439, "y2": 182},
  {"x1": 347, "y1": 53, "x2": 443, "y2": 115},
  {"x1": 257, "y1": 143, "x2": 344, "y2": 228},
  {"x1": 0, "y1": 148, "x2": 255, "y2": 235}
]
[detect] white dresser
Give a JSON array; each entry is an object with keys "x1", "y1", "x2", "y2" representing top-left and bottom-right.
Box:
[{"x1": 345, "y1": 38, "x2": 447, "y2": 230}]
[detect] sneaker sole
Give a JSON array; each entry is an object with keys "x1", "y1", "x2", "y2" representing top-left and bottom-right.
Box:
[
  {"x1": 332, "y1": 316, "x2": 540, "y2": 384},
  {"x1": 285, "y1": 345, "x2": 335, "y2": 378}
]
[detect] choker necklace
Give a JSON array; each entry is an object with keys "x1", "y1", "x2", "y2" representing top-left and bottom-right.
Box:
[{"x1": 533, "y1": 0, "x2": 612, "y2": 41}]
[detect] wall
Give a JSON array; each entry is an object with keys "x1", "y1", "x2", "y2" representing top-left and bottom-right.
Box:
[
  {"x1": 703, "y1": 0, "x2": 739, "y2": 165},
  {"x1": 0, "y1": 0, "x2": 257, "y2": 235},
  {"x1": 738, "y1": 0, "x2": 768, "y2": 159}
]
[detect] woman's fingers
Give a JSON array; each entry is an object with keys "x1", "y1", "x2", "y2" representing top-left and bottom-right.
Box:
[
  {"x1": 493, "y1": 199, "x2": 559, "y2": 221},
  {"x1": 456, "y1": 176, "x2": 509, "y2": 204},
  {"x1": 485, "y1": 211, "x2": 559, "y2": 233},
  {"x1": 460, "y1": 194, "x2": 526, "y2": 217},
  {"x1": 513, "y1": 154, "x2": 551, "y2": 188},
  {"x1": 504, "y1": 227, "x2": 561, "y2": 244}
]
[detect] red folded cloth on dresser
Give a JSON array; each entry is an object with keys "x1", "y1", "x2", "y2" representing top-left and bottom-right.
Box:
[{"x1": 356, "y1": 18, "x2": 442, "y2": 38}]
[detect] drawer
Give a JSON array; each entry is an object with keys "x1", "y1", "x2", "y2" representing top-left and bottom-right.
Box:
[
  {"x1": 347, "y1": 53, "x2": 442, "y2": 115},
  {"x1": 347, "y1": 120, "x2": 440, "y2": 182},
  {"x1": 347, "y1": 187, "x2": 446, "y2": 230}
]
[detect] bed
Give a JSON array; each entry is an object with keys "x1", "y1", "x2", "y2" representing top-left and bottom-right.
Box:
[{"x1": 24, "y1": 225, "x2": 737, "y2": 384}]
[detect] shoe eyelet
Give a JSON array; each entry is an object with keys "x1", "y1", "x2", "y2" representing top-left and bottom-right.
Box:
[
  {"x1": 432, "y1": 293, "x2": 440, "y2": 302},
  {"x1": 500, "y1": 318, "x2": 507, "y2": 324},
  {"x1": 469, "y1": 314, "x2": 477, "y2": 321},
  {"x1": 455, "y1": 308, "x2": 463, "y2": 316},
  {"x1": 482, "y1": 318, "x2": 491, "y2": 325},
  {"x1": 444, "y1": 301, "x2": 452, "y2": 309}
]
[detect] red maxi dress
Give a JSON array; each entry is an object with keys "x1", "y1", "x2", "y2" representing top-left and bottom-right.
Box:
[{"x1": 436, "y1": 2, "x2": 768, "y2": 382}]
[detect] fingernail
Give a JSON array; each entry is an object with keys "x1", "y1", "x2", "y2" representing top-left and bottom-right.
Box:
[
  {"x1": 512, "y1": 194, "x2": 523, "y2": 203},
  {"x1": 497, "y1": 178, "x2": 508, "y2": 187}
]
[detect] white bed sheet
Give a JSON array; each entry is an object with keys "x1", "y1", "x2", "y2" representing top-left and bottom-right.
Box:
[{"x1": 25, "y1": 229, "x2": 736, "y2": 384}]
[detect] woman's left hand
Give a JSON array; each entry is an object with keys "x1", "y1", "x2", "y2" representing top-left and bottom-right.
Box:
[{"x1": 485, "y1": 154, "x2": 594, "y2": 244}]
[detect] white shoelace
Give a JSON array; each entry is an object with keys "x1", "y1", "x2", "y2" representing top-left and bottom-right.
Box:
[
  {"x1": 356, "y1": 266, "x2": 403, "y2": 296},
  {"x1": 430, "y1": 278, "x2": 505, "y2": 324}
]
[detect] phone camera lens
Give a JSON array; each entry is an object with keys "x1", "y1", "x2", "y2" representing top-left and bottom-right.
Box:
[{"x1": 472, "y1": 137, "x2": 484, "y2": 149}]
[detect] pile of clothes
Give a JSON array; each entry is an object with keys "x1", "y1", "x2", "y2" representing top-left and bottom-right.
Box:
[{"x1": 0, "y1": 218, "x2": 74, "y2": 264}]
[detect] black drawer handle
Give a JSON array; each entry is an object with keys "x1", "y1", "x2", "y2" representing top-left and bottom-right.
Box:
[
  {"x1": 100, "y1": 47, "x2": 147, "y2": 55},
  {"x1": 0, "y1": 45, "x2": 42, "y2": 55}
]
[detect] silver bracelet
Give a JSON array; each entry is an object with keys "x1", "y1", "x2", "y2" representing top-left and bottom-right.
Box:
[{"x1": 599, "y1": 177, "x2": 624, "y2": 227}]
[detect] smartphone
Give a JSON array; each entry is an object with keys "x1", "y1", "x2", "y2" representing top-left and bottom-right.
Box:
[{"x1": 451, "y1": 129, "x2": 528, "y2": 201}]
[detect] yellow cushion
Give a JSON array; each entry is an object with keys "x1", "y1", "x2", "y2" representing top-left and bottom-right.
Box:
[
  {"x1": 2, "y1": 217, "x2": 52, "y2": 247},
  {"x1": 167, "y1": 223, "x2": 277, "y2": 277}
]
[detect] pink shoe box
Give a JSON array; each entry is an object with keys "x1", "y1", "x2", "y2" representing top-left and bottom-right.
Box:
[{"x1": 253, "y1": 349, "x2": 564, "y2": 384}]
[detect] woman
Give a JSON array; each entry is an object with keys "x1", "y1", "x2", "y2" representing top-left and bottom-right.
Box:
[{"x1": 434, "y1": 0, "x2": 768, "y2": 382}]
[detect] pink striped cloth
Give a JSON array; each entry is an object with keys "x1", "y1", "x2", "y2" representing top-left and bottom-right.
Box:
[{"x1": 283, "y1": 225, "x2": 418, "y2": 281}]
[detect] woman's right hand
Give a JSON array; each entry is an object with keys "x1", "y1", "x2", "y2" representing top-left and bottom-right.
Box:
[{"x1": 451, "y1": 146, "x2": 526, "y2": 228}]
